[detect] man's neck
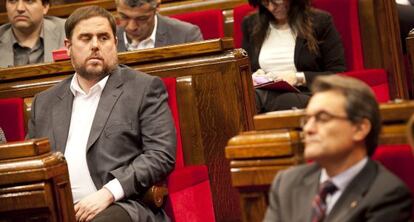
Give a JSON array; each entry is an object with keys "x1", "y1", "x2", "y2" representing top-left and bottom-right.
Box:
[
  {"x1": 77, "y1": 75, "x2": 100, "y2": 94},
  {"x1": 320, "y1": 147, "x2": 367, "y2": 177},
  {"x1": 12, "y1": 22, "x2": 43, "y2": 49}
]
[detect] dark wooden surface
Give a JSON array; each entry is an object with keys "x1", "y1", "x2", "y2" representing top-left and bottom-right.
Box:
[
  {"x1": 359, "y1": 0, "x2": 408, "y2": 99},
  {"x1": 225, "y1": 101, "x2": 414, "y2": 222},
  {"x1": 407, "y1": 30, "x2": 414, "y2": 98},
  {"x1": 0, "y1": 138, "x2": 75, "y2": 222},
  {"x1": 0, "y1": 38, "x2": 255, "y2": 222}
]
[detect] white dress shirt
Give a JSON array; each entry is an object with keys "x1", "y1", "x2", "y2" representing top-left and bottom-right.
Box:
[
  {"x1": 319, "y1": 157, "x2": 368, "y2": 214},
  {"x1": 124, "y1": 15, "x2": 158, "y2": 51},
  {"x1": 396, "y1": 0, "x2": 410, "y2": 5},
  {"x1": 65, "y1": 74, "x2": 124, "y2": 203}
]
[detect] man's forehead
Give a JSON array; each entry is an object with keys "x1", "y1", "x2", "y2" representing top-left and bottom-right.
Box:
[
  {"x1": 74, "y1": 17, "x2": 112, "y2": 32},
  {"x1": 306, "y1": 90, "x2": 346, "y2": 114}
]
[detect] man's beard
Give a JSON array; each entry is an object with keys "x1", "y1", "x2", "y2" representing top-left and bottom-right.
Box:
[{"x1": 72, "y1": 57, "x2": 118, "y2": 82}]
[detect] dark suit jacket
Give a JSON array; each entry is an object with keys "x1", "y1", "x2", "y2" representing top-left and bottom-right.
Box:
[
  {"x1": 242, "y1": 9, "x2": 346, "y2": 87},
  {"x1": 28, "y1": 65, "x2": 176, "y2": 222},
  {"x1": 117, "y1": 14, "x2": 203, "y2": 52},
  {"x1": 263, "y1": 159, "x2": 413, "y2": 222}
]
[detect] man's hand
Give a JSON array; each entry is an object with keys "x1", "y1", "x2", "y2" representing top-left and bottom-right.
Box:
[
  {"x1": 277, "y1": 72, "x2": 297, "y2": 86},
  {"x1": 74, "y1": 188, "x2": 115, "y2": 222}
]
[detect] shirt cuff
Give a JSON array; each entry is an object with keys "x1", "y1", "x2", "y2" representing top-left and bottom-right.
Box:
[
  {"x1": 103, "y1": 179, "x2": 125, "y2": 202},
  {"x1": 295, "y1": 72, "x2": 306, "y2": 86}
]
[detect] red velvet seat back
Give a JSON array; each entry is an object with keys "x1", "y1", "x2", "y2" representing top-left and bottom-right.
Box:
[
  {"x1": 233, "y1": 4, "x2": 256, "y2": 48},
  {"x1": 162, "y1": 78, "x2": 184, "y2": 169},
  {"x1": 312, "y1": 0, "x2": 364, "y2": 71},
  {"x1": 0, "y1": 98, "x2": 25, "y2": 142},
  {"x1": 170, "y1": 9, "x2": 224, "y2": 40}
]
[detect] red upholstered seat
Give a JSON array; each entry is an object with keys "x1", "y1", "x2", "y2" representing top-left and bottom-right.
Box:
[
  {"x1": 233, "y1": 4, "x2": 256, "y2": 49},
  {"x1": 170, "y1": 9, "x2": 224, "y2": 40},
  {"x1": 161, "y1": 78, "x2": 215, "y2": 222},
  {"x1": 232, "y1": 0, "x2": 390, "y2": 102},
  {"x1": 0, "y1": 98, "x2": 26, "y2": 142}
]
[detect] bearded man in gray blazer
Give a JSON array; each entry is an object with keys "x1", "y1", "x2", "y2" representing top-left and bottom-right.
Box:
[
  {"x1": 263, "y1": 75, "x2": 413, "y2": 222},
  {"x1": 0, "y1": 0, "x2": 65, "y2": 67},
  {"x1": 115, "y1": 0, "x2": 203, "y2": 52},
  {"x1": 28, "y1": 6, "x2": 175, "y2": 222}
]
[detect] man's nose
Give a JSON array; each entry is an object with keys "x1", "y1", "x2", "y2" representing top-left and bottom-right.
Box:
[
  {"x1": 126, "y1": 19, "x2": 138, "y2": 31},
  {"x1": 91, "y1": 37, "x2": 99, "y2": 50},
  {"x1": 16, "y1": 1, "x2": 26, "y2": 12}
]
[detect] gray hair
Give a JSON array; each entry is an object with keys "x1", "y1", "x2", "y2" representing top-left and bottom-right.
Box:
[{"x1": 115, "y1": 0, "x2": 158, "y2": 8}]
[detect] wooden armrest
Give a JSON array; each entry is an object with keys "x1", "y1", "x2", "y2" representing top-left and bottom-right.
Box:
[{"x1": 143, "y1": 184, "x2": 168, "y2": 209}]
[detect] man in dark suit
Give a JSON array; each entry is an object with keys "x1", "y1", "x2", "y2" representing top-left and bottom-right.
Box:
[
  {"x1": 28, "y1": 6, "x2": 176, "y2": 222},
  {"x1": 115, "y1": 0, "x2": 203, "y2": 52},
  {"x1": 263, "y1": 75, "x2": 413, "y2": 222}
]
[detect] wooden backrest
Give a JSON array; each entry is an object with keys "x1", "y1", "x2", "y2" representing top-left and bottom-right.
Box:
[
  {"x1": 0, "y1": 38, "x2": 255, "y2": 222},
  {"x1": 0, "y1": 138, "x2": 75, "y2": 222},
  {"x1": 225, "y1": 101, "x2": 414, "y2": 222}
]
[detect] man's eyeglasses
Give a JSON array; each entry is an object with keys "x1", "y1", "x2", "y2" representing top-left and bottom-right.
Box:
[
  {"x1": 300, "y1": 111, "x2": 349, "y2": 127},
  {"x1": 262, "y1": 0, "x2": 285, "y2": 6}
]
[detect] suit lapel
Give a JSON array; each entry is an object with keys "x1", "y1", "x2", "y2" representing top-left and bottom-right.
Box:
[
  {"x1": 43, "y1": 18, "x2": 60, "y2": 62},
  {"x1": 52, "y1": 78, "x2": 74, "y2": 154},
  {"x1": 326, "y1": 160, "x2": 376, "y2": 221},
  {"x1": 293, "y1": 164, "x2": 321, "y2": 222},
  {"x1": 0, "y1": 26, "x2": 15, "y2": 67},
  {"x1": 86, "y1": 67, "x2": 124, "y2": 151},
  {"x1": 154, "y1": 14, "x2": 168, "y2": 47}
]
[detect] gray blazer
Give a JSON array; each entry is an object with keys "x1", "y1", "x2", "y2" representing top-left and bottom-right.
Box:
[
  {"x1": 263, "y1": 159, "x2": 413, "y2": 222},
  {"x1": 0, "y1": 16, "x2": 66, "y2": 68},
  {"x1": 28, "y1": 65, "x2": 176, "y2": 222},
  {"x1": 117, "y1": 14, "x2": 203, "y2": 52}
]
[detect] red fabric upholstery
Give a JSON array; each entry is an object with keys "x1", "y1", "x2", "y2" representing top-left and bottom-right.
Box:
[
  {"x1": 312, "y1": 0, "x2": 364, "y2": 71},
  {"x1": 0, "y1": 98, "x2": 26, "y2": 142},
  {"x1": 373, "y1": 145, "x2": 414, "y2": 216},
  {"x1": 340, "y1": 69, "x2": 390, "y2": 103},
  {"x1": 161, "y1": 78, "x2": 215, "y2": 222},
  {"x1": 233, "y1": 4, "x2": 256, "y2": 48},
  {"x1": 170, "y1": 9, "x2": 224, "y2": 40}
]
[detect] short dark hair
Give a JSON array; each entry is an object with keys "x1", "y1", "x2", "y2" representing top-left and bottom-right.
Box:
[
  {"x1": 115, "y1": 0, "x2": 158, "y2": 8},
  {"x1": 41, "y1": 0, "x2": 50, "y2": 5},
  {"x1": 311, "y1": 75, "x2": 381, "y2": 156},
  {"x1": 65, "y1": 6, "x2": 116, "y2": 40}
]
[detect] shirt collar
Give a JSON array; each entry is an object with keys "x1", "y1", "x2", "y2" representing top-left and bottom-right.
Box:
[
  {"x1": 11, "y1": 23, "x2": 44, "y2": 46},
  {"x1": 124, "y1": 14, "x2": 158, "y2": 50},
  {"x1": 70, "y1": 73, "x2": 109, "y2": 97},
  {"x1": 320, "y1": 157, "x2": 368, "y2": 191}
]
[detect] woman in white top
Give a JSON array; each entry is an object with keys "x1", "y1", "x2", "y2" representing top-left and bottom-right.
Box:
[{"x1": 242, "y1": 0, "x2": 345, "y2": 113}]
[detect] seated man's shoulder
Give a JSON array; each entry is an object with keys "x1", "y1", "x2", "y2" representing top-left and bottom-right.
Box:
[
  {"x1": 43, "y1": 16, "x2": 66, "y2": 28},
  {"x1": 274, "y1": 163, "x2": 320, "y2": 186},
  {"x1": 370, "y1": 162, "x2": 411, "y2": 194},
  {"x1": 0, "y1": 23, "x2": 12, "y2": 36},
  {"x1": 160, "y1": 15, "x2": 200, "y2": 32}
]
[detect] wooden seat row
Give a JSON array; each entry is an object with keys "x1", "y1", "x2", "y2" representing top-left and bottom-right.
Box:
[
  {"x1": 225, "y1": 101, "x2": 414, "y2": 222},
  {"x1": 0, "y1": 38, "x2": 255, "y2": 222}
]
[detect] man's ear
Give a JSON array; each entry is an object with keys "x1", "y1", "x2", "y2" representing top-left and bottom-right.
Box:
[
  {"x1": 353, "y1": 118, "x2": 371, "y2": 142},
  {"x1": 43, "y1": 3, "x2": 50, "y2": 15},
  {"x1": 64, "y1": 39, "x2": 71, "y2": 57}
]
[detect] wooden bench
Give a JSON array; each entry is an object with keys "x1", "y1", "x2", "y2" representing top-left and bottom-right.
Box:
[
  {"x1": 0, "y1": 38, "x2": 255, "y2": 222},
  {"x1": 0, "y1": 138, "x2": 75, "y2": 222},
  {"x1": 225, "y1": 101, "x2": 414, "y2": 222}
]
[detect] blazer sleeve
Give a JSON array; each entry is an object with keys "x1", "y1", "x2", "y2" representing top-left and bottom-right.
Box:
[
  {"x1": 110, "y1": 77, "x2": 176, "y2": 197},
  {"x1": 302, "y1": 12, "x2": 346, "y2": 85},
  {"x1": 263, "y1": 170, "x2": 284, "y2": 222}
]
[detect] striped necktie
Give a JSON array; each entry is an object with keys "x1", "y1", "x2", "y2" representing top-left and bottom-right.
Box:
[{"x1": 311, "y1": 180, "x2": 338, "y2": 222}]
